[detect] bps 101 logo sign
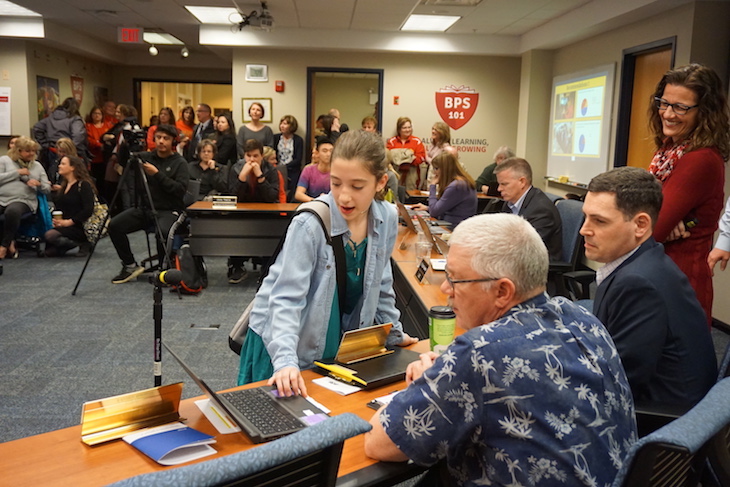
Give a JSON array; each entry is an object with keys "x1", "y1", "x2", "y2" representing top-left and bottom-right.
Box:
[{"x1": 436, "y1": 85, "x2": 479, "y2": 130}]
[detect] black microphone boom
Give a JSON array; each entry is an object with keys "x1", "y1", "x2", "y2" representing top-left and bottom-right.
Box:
[{"x1": 149, "y1": 269, "x2": 183, "y2": 286}]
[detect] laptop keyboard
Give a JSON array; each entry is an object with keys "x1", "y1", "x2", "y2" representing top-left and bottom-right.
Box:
[{"x1": 220, "y1": 388, "x2": 304, "y2": 436}]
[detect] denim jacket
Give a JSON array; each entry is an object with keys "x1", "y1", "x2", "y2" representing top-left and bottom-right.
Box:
[{"x1": 248, "y1": 192, "x2": 405, "y2": 372}]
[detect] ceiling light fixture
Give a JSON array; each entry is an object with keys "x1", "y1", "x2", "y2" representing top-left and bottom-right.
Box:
[
  {"x1": 143, "y1": 32, "x2": 184, "y2": 45},
  {"x1": 181, "y1": 46, "x2": 189, "y2": 58},
  {"x1": 0, "y1": 0, "x2": 41, "y2": 17},
  {"x1": 401, "y1": 14, "x2": 460, "y2": 32},
  {"x1": 185, "y1": 6, "x2": 239, "y2": 24},
  {"x1": 148, "y1": 45, "x2": 158, "y2": 56}
]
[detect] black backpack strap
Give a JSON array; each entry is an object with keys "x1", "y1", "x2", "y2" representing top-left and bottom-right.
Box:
[{"x1": 260, "y1": 201, "x2": 346, "y2": 317}]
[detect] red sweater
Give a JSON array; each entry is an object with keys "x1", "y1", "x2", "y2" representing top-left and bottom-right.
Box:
[
  {"x1": 653, "y1": 146, "x2": 725, "y2": 325},
  {"x1": 86, "y1": 121, "x2": 114, "y2": 164}
]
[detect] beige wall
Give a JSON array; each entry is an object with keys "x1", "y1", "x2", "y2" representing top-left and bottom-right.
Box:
[
  {"x1": 25, "y1": 41, "x2": 114, "y2": 122},
  {"x1": 202, "y1": 84, "x2": 233, "y2": 116},
  {"x1": 0, "y1": 39, "x2": 32, "y2": 138},
  {"x1": 110, "y1": 67, "x2": 231, "y2": 108},
  {"x1": 231, "y1": 49, "x2": 521, "y2": 178}
]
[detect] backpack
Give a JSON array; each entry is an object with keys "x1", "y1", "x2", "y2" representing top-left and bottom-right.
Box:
[{"x1": 173, "y1": 244, "x2": 208, "y2": 294}]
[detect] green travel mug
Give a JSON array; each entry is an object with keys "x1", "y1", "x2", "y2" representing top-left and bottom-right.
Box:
[{"x1": 429, "y1": 306, "x2": 456, "y2": 353}]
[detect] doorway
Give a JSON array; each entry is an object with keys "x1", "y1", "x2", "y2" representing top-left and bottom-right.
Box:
[
  {"x1": 306, "y1": 67, "x2": 383, "y2": 157},
  {"x1": 133, "y1": 80, "x2": 232, "y2": 127},
  {"x1": 615, "y1": 38, "x2": 675, "y2": 169}
]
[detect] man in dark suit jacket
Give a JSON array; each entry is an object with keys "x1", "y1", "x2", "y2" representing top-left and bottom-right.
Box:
[
  {"x1": 185, "y1": 103, "x2": 216, "y2": 161},
  {"x1": 490, "y1": 157, "x2": 562, "y2": 261},
  {"x1": 582, "y1": 167, "x2": 716, "y2": 409}
]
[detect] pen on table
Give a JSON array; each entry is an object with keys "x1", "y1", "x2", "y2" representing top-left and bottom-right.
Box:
[{"x1": 314, "y1": 361, "x2": 367, "y2": 386}]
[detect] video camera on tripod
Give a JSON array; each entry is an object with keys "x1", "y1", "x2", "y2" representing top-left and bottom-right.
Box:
[{"x1": 118, "y1": 120, "x2": 146, "y2": 165}]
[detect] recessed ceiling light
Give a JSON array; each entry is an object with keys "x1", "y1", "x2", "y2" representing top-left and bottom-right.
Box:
[
  {"x1": 401, "y1": 14, "x2": 460, "y2": 32},
  {"x1": 0, "y1": 0, "x2": 41, "y2": 17},
  {"x1": 143, "y1": 32, "x2": 184, "y2": 45},
  {"x1": 186, "y1": 6, "x2": 241, "y2": 24}
]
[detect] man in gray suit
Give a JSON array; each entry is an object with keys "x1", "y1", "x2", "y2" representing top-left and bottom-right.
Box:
[{"x1": 492, "y1": 157, "x2": 562, "y2": 260}]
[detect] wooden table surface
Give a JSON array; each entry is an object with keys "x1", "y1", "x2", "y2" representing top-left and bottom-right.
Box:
[{"x1": 0, "y1": 340, "x2": 433, "y2": 486}]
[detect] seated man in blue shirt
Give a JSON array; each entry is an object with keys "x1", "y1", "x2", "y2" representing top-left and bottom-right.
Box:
[
  {"x1": 364, "y1": 213, "x2": 637, "y2": 487},
  {"x1": 581, "y1": 167, "x2": 716, "y2": 409}
]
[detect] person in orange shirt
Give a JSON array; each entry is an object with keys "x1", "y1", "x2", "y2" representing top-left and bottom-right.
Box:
[
  {"x1": 386, "y1": 117, "x2": 426, "y2": 190},
  {"x1": 85, "y1": 106, "x2": 114, "y2": 195},
  {"x1": 146, "y1": 107, "x2": 176, "y2": 150}
]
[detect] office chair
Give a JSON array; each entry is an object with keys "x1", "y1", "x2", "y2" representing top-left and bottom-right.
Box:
[
  {"x1": 704, "y1": 342, "x2": 730, "y2": 486},
  {"x1": 612, "y1": 377, "x2": 730, "y2": 487},
  {"x1": 545, "y1": 192, "x2": 563, "y2": 203},
  {"x1": 548, "y1": 198, "x2": 593, "y2": 298},
  {"x1": 106, "y1": 413, "x2": 371, "y2": 487}
]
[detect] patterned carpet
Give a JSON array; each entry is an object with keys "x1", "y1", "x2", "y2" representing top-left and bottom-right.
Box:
[{"x1": 0, "y1": 232, "x2": 256, "y2": 442}]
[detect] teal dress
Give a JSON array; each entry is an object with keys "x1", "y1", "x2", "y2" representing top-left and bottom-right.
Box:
[{"x1": 238, "y1": 238, "x2": 368, "y2": 385}]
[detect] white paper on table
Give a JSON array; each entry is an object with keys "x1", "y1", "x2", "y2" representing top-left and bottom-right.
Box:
[
  {"x1": 194, "y1": 398, "x2": 241, "y2": 434},
  {"x1": 312, "y1": 377, "x2": 362, "y2": 395}
]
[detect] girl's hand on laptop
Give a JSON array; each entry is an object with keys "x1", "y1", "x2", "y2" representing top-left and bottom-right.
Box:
[
  {"x1": 411, "y1": 203, "x2": 428, "y2": 212},
  {"x1": 269, "y1": 366, "x2": 308, "y2": 398}
]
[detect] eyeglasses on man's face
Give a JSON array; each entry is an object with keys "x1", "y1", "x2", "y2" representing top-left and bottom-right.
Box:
[
  {"x1": 444, "y1": 270, "x2": 500, "y2": 288},
  {"x1": 654, "y1": 97, "x2": 698, "y2": 115}
]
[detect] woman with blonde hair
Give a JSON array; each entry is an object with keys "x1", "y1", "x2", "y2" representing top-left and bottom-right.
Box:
[
  {"x1": 0, "y1": 136, "x2": 51, "y2": 260},
  {"x1": 412, "y1": 151, "x2": 477, "y2": 227},
  {"x1": 425, "y1": 121, "x2": 458, "y2": 187}
]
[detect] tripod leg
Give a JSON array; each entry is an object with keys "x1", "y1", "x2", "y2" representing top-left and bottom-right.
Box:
[
  {"x1": 72, "y1": 160, "x2": 135, "y2": 295},
  {"x1": 136, "y1": 162, "x2": 173, "y2": 271}
]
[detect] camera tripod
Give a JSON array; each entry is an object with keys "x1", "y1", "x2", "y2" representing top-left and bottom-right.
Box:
[{"x1": 72, "y1": 152, "x2": 174, "y2": 295}]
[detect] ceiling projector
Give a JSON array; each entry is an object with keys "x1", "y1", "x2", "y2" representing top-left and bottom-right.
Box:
[{"x1": 233, "y1": 1, "x2": 274, "y2": 31}]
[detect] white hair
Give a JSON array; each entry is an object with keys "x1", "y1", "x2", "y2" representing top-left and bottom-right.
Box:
[{"x1": 449, "y1": 213, "x2": 548, "y2": 297}]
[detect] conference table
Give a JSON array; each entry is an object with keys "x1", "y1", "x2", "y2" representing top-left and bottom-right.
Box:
[
  {"x1": 186, "y1": 201, "x2": 300, "y2": 257},
  {"x1": 0, "y1": 219, "x2": 452, "y2": 487}
]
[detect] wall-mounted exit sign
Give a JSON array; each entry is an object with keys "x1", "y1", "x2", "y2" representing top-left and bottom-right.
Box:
[{"x1": 117, "y1": 27, "x2": 143, "y2": 44}]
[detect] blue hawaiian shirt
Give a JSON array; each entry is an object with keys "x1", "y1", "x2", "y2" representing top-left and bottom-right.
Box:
[{"x1": 381, "y1": 293, "x2": 637, "y2": 487}]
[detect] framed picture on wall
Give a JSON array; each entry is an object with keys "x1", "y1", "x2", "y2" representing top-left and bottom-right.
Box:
[
  {"x1": 245, "y1": 64, "x2": 268, "y2": 82},
  {"x1": 241, "y1": 98, "x2": 272, "y2": 123}
]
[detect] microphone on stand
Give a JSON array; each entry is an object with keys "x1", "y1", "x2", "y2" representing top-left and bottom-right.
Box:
[{"x1": 149, "y1": 269, "x2": 183, "y2": 286}]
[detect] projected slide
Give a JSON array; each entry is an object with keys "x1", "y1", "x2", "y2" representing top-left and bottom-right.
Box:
[{"x1": 546, "y1": 64, "x2": 615, "y2": 185}]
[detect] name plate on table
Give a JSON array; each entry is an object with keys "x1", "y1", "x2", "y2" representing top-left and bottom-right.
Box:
[
  {"x1": 415, "y1": 259, "x2": 429, "y2": 283},
  {"x1": 210, "y1": 195, "x2": 237, "y2": 209}
]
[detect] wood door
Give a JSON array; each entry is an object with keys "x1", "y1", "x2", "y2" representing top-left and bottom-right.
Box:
[{"x1": 626, "y1": 48, "x2": 672, "y2": 168}]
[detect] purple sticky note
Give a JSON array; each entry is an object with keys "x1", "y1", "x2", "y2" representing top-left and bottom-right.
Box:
[{"x1": 300, "y1": 414, "x2": 329, "y2": 425}]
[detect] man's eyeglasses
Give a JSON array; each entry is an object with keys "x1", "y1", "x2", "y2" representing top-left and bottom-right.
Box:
[
  {"x1": 654, "y1": 97, "x2": 698, "y2": 115},
  {"x1": 444, "y1": 271, "x2": 500, "y2": 288}
]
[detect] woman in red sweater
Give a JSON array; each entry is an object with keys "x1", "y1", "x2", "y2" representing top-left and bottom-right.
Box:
[
  {"x1": 649, "y1": 63, "x2": 730, "y2": 325},
  {"x1": 386, "y1": 117, "x2": 426, "y2": 191},
  {"x1": 85, "y1": 106, "x2": 113, "y2": 195}
]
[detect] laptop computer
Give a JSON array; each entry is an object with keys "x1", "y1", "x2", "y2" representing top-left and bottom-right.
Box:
[
  {"x1": 163, "y1": 343, "x2": 327, "y2": 444},
  {"x1": 314, "y1": 323, "x2": 421, "y2": 390},
  {"x1": 417, "y1": 215, "x2": 451, "y2": 253},
  {"x1": 396, "y1": 200, "x2": 418, "y2": 234}
]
